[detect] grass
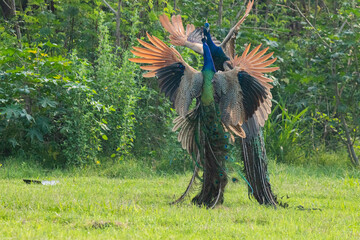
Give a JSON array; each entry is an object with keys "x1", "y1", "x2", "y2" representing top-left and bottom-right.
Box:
[{"x1": 0, "y1": 158, "x2": 359, "y2": 239}]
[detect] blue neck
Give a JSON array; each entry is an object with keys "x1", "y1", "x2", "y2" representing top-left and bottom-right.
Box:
[
  {"x1": 204, "y1": 28, "x2": 230, "y2": 62},
  {"x1": 204, "y1": 29, "x2": 217, "y2": 51},
  {"x1": 202, "y1": 41, "x2": 216, "y2": 73}
]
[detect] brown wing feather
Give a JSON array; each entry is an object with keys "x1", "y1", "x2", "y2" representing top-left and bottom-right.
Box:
[
  {"x1": 248, "y1": 47, "x2": 269, "y2": 62},
  {"x1": 132, "y1": 47, "x2": 163, "y2": 56},
  {"x1": 230, "y1": 44, "x2": 279, "y2": 89},
  {"x1": 159, "y1": 14, "x2": 188, "y2": 46},
  {"x1": 227, "y1": 44, "x2": 278, "y2": 130},
  {"x1": 172, "y1": 106, "x2": 200, "y2": 154},
  {"x1": 129, "y1": 58, "x2": 165, "y2": 64},
  {"x1": 129, "y1": 33, "x2": 203, "y2": 117},
  {"x1": 129, "y1": 32, "x2": 185, "y2": 77},
  {"x1": 254, "y1": 90, "x2": 272, "y2": 127},
  {"x1": 215, "y1": 43, "x2": 278, "y2": 136},
  {"x1": 213, "y1": 70, "x2": 247, "y2": 138},
  {"x1": 221, "y1": 0, "x2": 255, "y2": 51},
  {"x1": 159, "y1": 13, "x2": 203, "y2": 54}
]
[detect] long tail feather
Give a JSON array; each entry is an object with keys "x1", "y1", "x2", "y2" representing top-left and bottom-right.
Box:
[
  {"x1": 191, "y1": 105, "x2": 229, "y2": 208},
  {"x1": 241, "y1": 126, "x2": 278, "y2": 206},
  {"x1": 170, "y1": 166, "x2": 199, "y2": 205},
  {"x1": 173, "y1": 103, "x2": 230, "y2": 208}
]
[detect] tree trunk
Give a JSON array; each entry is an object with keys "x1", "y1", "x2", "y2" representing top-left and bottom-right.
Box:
[
  {"x1": 0, "y1": 0, "x2": 12, "y2": 19},
  {"x1": 115, "y1": 0, "x2": 122, "y2": 48},
  {"x1": 264, "y1": 0, "x2": 270, "y2": 28},
  {"x1": 66, "y1": 16, "x2": 75, "y2": 51},
  {"x1": 333, "y1": 61, "x2": 359, "y2": 167},
  {"x1": 217, "y1": 0, "x2": 223, "y2": 27},
  {"x1": 101, "y1": 0, "x2": 121, "y2": 48},
  {"x1": 48, "y1": 0, "x2": 55, "y2": 12},
  {"x1": 11, "y1": 0, "x2": 22, "y2": 48},
  {"x1": 341, "y1": 115, "x2": 359, "y2": 166},
  {"x1": 314, "y1": 0, "x2": 318, "y2": 27},
  {"x1": 300, "y1": 0, "x2": 307, "y2": 13}
]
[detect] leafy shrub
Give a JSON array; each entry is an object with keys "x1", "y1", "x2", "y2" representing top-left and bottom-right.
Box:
[{"x1": 264, "y1": 99, "x2": 308, "y2": 163}]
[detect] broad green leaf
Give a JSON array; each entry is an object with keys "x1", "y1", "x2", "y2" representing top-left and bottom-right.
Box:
[
  {"x1": 38, "y1": 97, "x2": 58, "y2": 108},
  {"x1": 0, "y1": 105, "x2": 23, "y2": 119},
  {"x1": 26, "y1": 128, "x2": 44, "y2": 142}
]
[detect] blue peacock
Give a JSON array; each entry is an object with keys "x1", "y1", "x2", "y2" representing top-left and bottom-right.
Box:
[{"x1": 129, "y1": 0, "x2": 279, "y2": 207}]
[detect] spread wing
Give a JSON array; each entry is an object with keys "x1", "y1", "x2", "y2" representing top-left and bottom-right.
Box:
[
  {"x1": 214, "y1": 43, "x2": 279, "y2": 136},
  {"x1": 221, "y1": 0, "x2": 254, "y2": 57},
  {"x1": 213, "y1": 68, "x2": 269, "y2": 138},
  {"x1": 159, "y1": 14, "x2": 203, "y2": 54},
  {"x1": 230, "y1": 43, "x2": 279, "y2": 90},
  {"x1": 129, "y1": 33, "x2": 203, "y2": 117},
  {"x1": 159, "y1": 0, "x2": 253, "y2": 55}
]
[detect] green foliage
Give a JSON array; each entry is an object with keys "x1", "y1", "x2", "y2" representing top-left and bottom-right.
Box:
[
  {"x1": 0, "y1": 0, "x2": 359, "y2": 167},
  {"x1": 91, "y1": 13, "x2": 143, "y2": 159},
  {"x1": 264, "y1": 99, "x2": 308, "y2": 163},
  {"x1": 0, "y1": 45, "x2": 102, "y2": 165}
]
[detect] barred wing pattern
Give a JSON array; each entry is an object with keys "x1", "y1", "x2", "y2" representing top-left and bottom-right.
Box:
[
  {"x1": 129, "y1": 33, "x2": 203, "y2": 117},
  {"x1": 159, "y1": 14, "x2": 203, "y2": 54},
  {"x1": 212, "y1": 43, "x2": 278, "y2": 139},
  {"x1": 230, "y1": 43, "x2": 279, "y2": 128}
]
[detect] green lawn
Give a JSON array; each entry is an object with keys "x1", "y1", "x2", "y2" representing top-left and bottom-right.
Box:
[{"x1": 0, "y1": 162, "x2": 359, "y2": 239}]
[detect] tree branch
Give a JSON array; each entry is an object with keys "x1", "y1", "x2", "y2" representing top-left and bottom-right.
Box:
[
  {"x1": 101, "y1": 0, "x2": 117, "y2": 15},
  {"x1": 290, "y1": 1, "x2": 331, "y2": 49},
  {"x1": 320, "y1": 0, "x2": 331, "y2": 15},
  {"x1": 275, "y1": 4, "x2": 296, "y2": 12},
  {"x1": 2, "y1": 0, "x2": 11, "y2": 9},
  {"x1": 338, "y1": 20, "x2": 347, "y2": 35},
  {"x1": 242, "y1": 26, "x2": 276, "y2": 31}
]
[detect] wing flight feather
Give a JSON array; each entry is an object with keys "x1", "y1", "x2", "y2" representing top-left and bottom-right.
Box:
[
  {"x1": 230, "y1": 44, "x2": 279, "y2": 89},
  {"x1": 129, "y1": 33, "x2": 203, "y2": 116}
]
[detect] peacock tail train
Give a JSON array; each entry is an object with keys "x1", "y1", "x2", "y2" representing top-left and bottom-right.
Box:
[
  {"x1": 173, "y1": 103, "x2": 232, "y2": 208},
  {"x1": 242, "y1": 120, "x2": 278, "y2": 205}
]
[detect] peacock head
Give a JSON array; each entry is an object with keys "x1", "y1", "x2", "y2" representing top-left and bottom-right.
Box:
[
  {"x1": 204, "y1": 22, "x2": 210, "y2": 35},
  {"x1": 204, "y1": 22, "x2": 210, "y2": 30}
]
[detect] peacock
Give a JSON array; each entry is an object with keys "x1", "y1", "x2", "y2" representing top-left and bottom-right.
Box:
[
  {"x1": 129, "y1": 20, "x2": 278, "y2": 207},
  {"x1": 158, "y1": 0, "x2": 279, "y2": 206}
]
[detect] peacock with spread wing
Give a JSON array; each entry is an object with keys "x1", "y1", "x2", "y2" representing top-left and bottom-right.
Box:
[
  {"x1": 129, "y1": 0, "x2": 279, "y2": 207},
  {"x1": 158, "y1": 0, "x2": 279, "y2": 206}
]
